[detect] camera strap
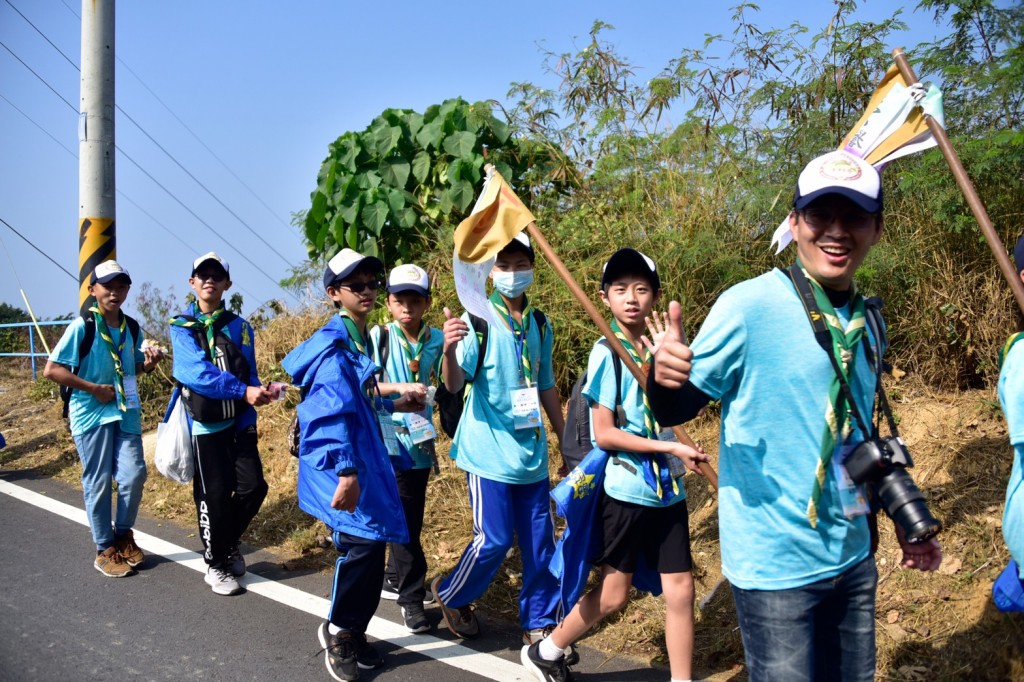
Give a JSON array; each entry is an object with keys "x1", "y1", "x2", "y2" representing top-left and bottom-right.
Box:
[{"x1": 787, "y1": 265, "x2": 875, "y2": 441}]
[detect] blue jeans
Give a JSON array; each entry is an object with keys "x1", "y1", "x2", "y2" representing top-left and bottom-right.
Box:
[
  {"x1": 73, "y1": 421, "x2": 147, "y2": 550},
  {"x1": 731, "y1": 555, "x2": 878, "y2": 682}
]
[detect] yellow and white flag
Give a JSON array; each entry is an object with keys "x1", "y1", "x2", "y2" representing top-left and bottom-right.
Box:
[
  {"x1": 771, "y1": 65, "x2": 944, "y2": 252},
  {"x1": 452, "y1": 166, "x2": 535, "y2": 323}
]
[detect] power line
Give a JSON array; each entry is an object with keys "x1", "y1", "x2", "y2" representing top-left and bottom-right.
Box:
[
  {"x1": 4, "y1": 0, "x2": 299, "y2": 268},
  {"x1": 0, "y1": 38, "x2": 298, "y2": 303},
  {"x1": 0, "y1": 216, "x2": 78, "y2": 280},
  {"x1": 0, "y1": 91, "x2": 259, "y2": 305}
]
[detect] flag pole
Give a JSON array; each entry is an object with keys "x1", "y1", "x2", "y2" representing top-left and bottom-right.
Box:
[
  {"x1": 892, "y1": 48, "x2": 1024, "y2": 316},
  {"x1": 525, "y1": 221, "x2": 719, "y2": 491}
]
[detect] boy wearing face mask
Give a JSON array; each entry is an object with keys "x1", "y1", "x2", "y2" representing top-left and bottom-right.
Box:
[{"x1": 431, "y1": 232, "x2": 566, "y2": 646}]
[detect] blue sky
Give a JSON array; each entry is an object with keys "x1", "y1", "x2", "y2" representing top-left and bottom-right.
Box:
[{"x1": 0, "y1": 0, "x2": 949, "y2": 321}]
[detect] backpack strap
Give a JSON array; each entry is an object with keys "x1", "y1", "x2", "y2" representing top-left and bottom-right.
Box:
[
  {"x1": 74, "y1": 314, "x2": 96, "y2": 374},
  {"x1": 595, "y1": 338, "x2": 625, "y2": 426},
  {"x1": 467, "y1": 313, "x2": 490, "y2": 381}
]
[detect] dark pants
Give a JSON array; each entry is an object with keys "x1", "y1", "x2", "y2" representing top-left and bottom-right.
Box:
[
  {"x1": 385, "y1": 467, "x2": 430, "y2": 605},
  {"x1": 192, "y1": 425, "x2": 268, "y2": 567},
  {"x1": 731, "y1": 555, "x2": 878, "y2": 682},
  {"x1": 329, "y1": 531, "x2": 387, "y2": 632}
]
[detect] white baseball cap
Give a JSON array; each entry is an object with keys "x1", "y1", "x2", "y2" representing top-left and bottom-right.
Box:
[
  {"x1": 91, "y1": 260, "x2": 132, "y2": 285},
  {"x1": 387, "y1": 264, "x2": 430, "y2": 297},
  {"x1": 191, "y1": 251, "x2": 230, "y2": 277},
  {"x1": 323, "y1": 248, "x2": 384, "y2": 289},
  {"x1": 793, "y1": 151, "x2": 882, "y2": 213}
]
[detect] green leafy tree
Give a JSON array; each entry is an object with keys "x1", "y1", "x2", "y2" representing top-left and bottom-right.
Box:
[{"x1": 304, "y1": 98, "x2": 571, "y2": 266}]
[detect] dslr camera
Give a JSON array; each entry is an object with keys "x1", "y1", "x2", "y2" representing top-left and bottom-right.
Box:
[{"x1": 844, "y1": 436, "x2": 942, "y2": 543}]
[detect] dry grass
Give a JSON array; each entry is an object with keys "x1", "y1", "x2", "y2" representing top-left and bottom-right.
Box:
[{"x1": 2, "y1": 339, "x2": 1024, "y2": 680}]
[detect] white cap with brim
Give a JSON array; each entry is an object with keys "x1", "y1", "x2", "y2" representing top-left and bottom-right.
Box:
[
  {"x1": 500, "y1": 231, "x2": 535, "y2": 261},
  {"x1": 770, "y1": 150, "x2": 883, "y2": 253},
  {"x1": 323, "y1": 248, "x2": 384, "y2": 289},
  {"x1": 387, "y1": 264, "x2": 430, "y2": 297},
  {"x1": 191, "y1": 251, "x2": 230, "y2": 277},
  {"x1": 91, "y1": 260, "x2": 132, "y2": 285}
]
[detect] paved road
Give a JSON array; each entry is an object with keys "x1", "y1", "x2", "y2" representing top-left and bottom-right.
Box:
[{"x1": 0, "y1": 470, "x2": 667, "y2": 682}]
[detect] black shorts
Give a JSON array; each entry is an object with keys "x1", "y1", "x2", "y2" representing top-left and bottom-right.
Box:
[{"x1": 593, "y1": 494, "x2": 693, "y2": 574}]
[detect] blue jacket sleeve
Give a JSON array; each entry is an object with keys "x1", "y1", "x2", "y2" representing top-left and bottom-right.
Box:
[
  {"x1": 297, "y1": 359, "x2": 361, "y2": 476},
  {"x1": 169, "y1": 323, "x2": 248, "y2": 400}
]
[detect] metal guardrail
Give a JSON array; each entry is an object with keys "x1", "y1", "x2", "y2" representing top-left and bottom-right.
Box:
[{"x1": 0, "y1": 320, "x2": 72, "y2": 380}]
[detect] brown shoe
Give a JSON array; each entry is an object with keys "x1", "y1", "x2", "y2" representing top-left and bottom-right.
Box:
[
  {"x1": 115, "y1": 529, "x2": 145, "y2": 567},
  {"x1": 95, "y1": 546, "x2": 135, "y2": 578},
  {"x1": 431, "y1": 576, "x2": 480, "y2": 639}
]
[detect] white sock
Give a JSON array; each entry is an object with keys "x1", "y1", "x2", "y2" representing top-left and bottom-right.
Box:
[
  {"x1": 538, "y1": 636, "x2": 565, "y2": 661},
  {"x1": 328, "y1": 623, "x2": 344, "y2": 636},
  {"x1": 670, "y1": 678, "x2": 692, "y2": 682}
]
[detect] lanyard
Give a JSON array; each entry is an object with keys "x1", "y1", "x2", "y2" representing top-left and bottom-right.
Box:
[{"x1": 490, "y1": 291, "x2": 534, "y2": 385}]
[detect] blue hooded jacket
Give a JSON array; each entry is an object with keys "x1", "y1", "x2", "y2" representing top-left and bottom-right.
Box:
[{"x1": 281, "y1": 315, "x2": 408, "y2": 544}]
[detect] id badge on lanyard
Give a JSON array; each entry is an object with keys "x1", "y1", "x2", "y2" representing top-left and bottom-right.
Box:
[
  {"x1": 405, "y1": 411, "x2": 436, "y2": 444},
  {"x1": 377, "y1": 406, "x2": 401, "y2": 457},
  {"x1": 512, "y1": 379, "x2": 542, "y2": 430},
  {"x1": 834, "y1": 443, "x2": 871, "y2": 518},
  {"x1": 123, "y1": 375, "x2": 141, "y2": 410}
]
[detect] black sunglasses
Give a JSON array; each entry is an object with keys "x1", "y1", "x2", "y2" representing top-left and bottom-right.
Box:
[{"x1": 335, "y1": 279, "x2": 384, "y2": 294}]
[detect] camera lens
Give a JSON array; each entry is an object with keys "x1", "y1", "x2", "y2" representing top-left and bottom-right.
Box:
[{"x1": 875, "y1": 469, "x2": 942, "y2": 543}]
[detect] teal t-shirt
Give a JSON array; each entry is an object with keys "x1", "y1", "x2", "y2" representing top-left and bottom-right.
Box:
[
  {"x1": 50, "y1": 316, "x2": 145, "y2": 437},
  {"x1": 688, "y1": 269, "x2": 879, "y2": 590},
  {"x1": 449, "y1": 306, "x2": 555, "y2": 484},
  {"x1": 999, "y1": 339, "x2": 1024, "y2": 573},
  {"x1": 370, "y1": 323, "x2": 444, "y2": 470},
  {"x1": 583, "y1": 339, "x2": 685, "y2": 507}
]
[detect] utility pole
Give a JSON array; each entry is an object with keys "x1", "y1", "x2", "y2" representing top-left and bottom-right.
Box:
[{"x1": 78, "y1": 0, "x2": 116, "y2": 314}]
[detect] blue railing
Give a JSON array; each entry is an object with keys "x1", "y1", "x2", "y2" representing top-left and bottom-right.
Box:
[{"x1": 0, "y1": 320, "x2": 72, "y2": 380}]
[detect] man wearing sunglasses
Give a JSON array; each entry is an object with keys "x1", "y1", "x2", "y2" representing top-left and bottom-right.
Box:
[{"x1": 170, "y1": 252, "x2": 273, "y2": 597}]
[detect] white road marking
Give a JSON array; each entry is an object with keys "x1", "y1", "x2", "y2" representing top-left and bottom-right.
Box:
[{"x1": 0, "y1": 479, "x2": 529, "y2": 681}]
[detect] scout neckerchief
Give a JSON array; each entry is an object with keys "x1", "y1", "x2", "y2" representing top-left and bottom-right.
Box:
[
  {"x1": 999, "y1": 332, "x2": 1024, "y2": 370},
  {"x1": 339, "y1": 310, "x2": 370, "y2": 357},
  {"x1": 390, "y1": 321, "x2": 428, "y2": 382},
  {"x1": 89, "y1": 304, "x2": 128, "y2": 412},
  {"x1": 490, "y1": 290, "x2": 537, "y2": 386},
  {"x1": 611, "y1": 318, "x2": 679, "y2": 502},
  {"x1": 790, "y1": 262, "x2": 868, "y2": 528},
  {"x1": 169, "y1": 304, "x2": 225, "y2": 362}
]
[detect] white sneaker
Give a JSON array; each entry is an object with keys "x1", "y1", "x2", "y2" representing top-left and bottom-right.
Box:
[{"x1": 205, "y1": 566, "x2": 243, "y2": 595}]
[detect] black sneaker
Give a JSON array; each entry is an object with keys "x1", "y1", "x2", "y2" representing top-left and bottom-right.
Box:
[
  {"x1": 380, "y1": 577, "x2": 400, "y2": 601},
  {"x1": 317, "y1": 622, "x2": 359, "y2": 681},
  {"x1": 523, "y1": 626, "x2": 580, "y2": 667},
  {"x1": 521, "y1": 641, "x2": 570, "y2": 682},
  {"x1": 401, "y1": 603, "x2": 431, "y2": 634},
  {"x1": 353, "y1": 633, "x2": 384, "y2": 670}
]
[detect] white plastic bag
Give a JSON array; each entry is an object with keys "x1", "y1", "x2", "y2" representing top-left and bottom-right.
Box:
[{"x1": 156, "y1": 392, "x2": 194, "y2": 484}]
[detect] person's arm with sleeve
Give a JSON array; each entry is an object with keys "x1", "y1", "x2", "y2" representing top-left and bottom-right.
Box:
[
  {"x1": 297, "y1": 362, "x2": 363, "y2": 512},
  {"x1": 646, "y1": 301, "x2": 718, "y2": 427},
  {"x1": 170, "y1": 321, "x2": 268, "y2": 406}
]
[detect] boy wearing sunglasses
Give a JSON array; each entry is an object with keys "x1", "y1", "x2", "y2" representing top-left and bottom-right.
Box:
[
  {"x1": 170, "y1": 252, "x2": 273, "y2": 596},
  {"x1": 283, "y1": 248, "x2": 424, "y2": 681}
]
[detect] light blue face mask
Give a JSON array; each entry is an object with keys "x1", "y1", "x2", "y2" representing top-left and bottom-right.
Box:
[{"x1": 491, "y1": 269, "x2": 534, "y2": 298}]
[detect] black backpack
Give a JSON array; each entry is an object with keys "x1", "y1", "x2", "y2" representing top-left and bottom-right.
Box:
[
  {"x1": 435, "y1": 310, "x2": 548, "y2": 439},
  {"x1": 61, "y1": 313, "x2": 141, "y2": 418},
  {"x1": 175, "y1": 311, "x2": 252, "y2": 423},
  {"x1": 560, "y1": 338, "x2": 624, "y2": 471}
]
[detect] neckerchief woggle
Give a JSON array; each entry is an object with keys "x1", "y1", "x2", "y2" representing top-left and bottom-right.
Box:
[
  {"x1": 390, "y1": 321, "x2": 428, "y2": 382},
  {"x1": 610, "y1": 319, "x2": 679, "y2": 503},
  {"x1": 169, "y1": 305, "x2": 225, "y2": 362},
  {"x1": 90, "y1": 304, "x2": 129, "y2": 412},
  {"x1": 489, "y1": 290, "x2": 536, "y2": 386},
  {"x1": 796, "y1": 261, "x2": 868, "y2": 528}
]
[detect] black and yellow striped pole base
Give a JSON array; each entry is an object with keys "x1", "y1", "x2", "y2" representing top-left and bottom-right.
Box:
[{"x1": 78, "y1": 217, "x2": 115, "y2": 316}]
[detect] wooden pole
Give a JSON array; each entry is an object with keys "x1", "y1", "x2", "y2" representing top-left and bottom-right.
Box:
[
  {"x1": 525, "y1": 222, "x2": 719, "y2": 491},
  {"x1": 892, "y1": 48, "x2": 1024, "y2": 316}
]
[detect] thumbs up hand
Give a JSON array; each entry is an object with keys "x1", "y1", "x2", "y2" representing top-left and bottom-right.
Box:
[
  {"x1": 442, "y1": 307, "x2": 469, "y2": 355},
  {"x1": 644, "y1": 301, "x2": 692, "y2": 389}
]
